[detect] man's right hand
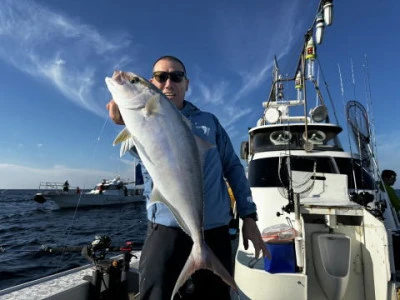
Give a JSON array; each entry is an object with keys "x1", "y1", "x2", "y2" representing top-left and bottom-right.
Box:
[{"x1": 106, "y1": 100, "x2": 125, "y2": 125}]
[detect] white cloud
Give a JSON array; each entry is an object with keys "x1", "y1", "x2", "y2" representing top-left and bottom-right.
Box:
[
  {"x1": 183, "y1": 2, "x2": 309, "y2": 140},
  {"x1": 196, "y1": 80, "x2": 230, "y2": 105},
  {"x1": 0, "y1": 163, "x2": 134, "y2": 189},
  {"x1": 0, "y1": 0, "x2": 137, "y2": 117}
]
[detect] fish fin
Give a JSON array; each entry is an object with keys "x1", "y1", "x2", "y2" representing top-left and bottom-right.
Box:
[
  {"x1": 171, "y1": 242, "x2": 238, "y2": 299},
  {"x1": 119, "y1": 138, "x2": 137, "y2": 158},
  {"x1": 149, "y1": 187, "x2": 192, "y2": 236},
  {"x1": 113, "y1": 128, "x2": 137, "y2": 158},
  {"x1": 127, "y1": 137, "x2": 153, "y2": 166},
  {"x1": 113, "y1": 127, "x2": 132, "y2": 146},
  {"x1": 144, "y1": 94, "x2": 160, "y2": 116}
]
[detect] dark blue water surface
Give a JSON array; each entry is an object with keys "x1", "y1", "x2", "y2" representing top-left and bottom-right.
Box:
[
  {"x1": 0, "y1": 189, "x2": 147, "y2": 290},
  {"x1": 1, "y1": 189, "x2": 399, "y2": 291}
]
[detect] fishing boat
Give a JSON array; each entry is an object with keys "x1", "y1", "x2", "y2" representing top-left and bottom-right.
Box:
[
  {"x1": 2, "y1": 1, "x2": 400, "y2": 299},
  {"x1": 33, "y1": 176, "x2": 145, "y2": 208},
  {"x1": 233, "y1": 2, "x2": 400, "y2": 300}
]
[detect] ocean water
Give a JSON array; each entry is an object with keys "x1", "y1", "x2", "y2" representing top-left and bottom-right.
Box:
[
  {"x1": 1, "y1": 189, "x2": 399, "y2": 292},
  {"x1": 0, "y1": 189, "x2": 147, "y2": 290}
]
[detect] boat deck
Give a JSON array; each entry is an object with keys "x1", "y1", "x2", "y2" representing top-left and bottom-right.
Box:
[{"x1": 0, "y1": 252, "x2": 141, "y2": 300}]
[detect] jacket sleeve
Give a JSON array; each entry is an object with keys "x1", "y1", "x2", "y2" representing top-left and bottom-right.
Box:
[{"x1": 214, "y1": 116, "x2": 257, "y2": 219}]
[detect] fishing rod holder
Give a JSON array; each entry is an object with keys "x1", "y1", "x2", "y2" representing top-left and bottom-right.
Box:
[
  {"x1": 81, "y1": 235, "x2": 139, "y2": 300},
  {"x1": 82, "y1": 235, "x2": 112, "y2": 263}
]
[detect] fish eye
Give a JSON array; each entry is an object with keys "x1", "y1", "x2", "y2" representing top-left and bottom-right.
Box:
[{"x1": 129, "y1": 77, "x2": 140, "y2": 84}]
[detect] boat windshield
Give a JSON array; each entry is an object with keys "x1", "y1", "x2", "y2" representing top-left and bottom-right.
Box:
[
  {"x1": 250, "y1": 125, "x2": 343, "y2": 152},
  {"x1": 248, "y1": 156, "x2": 375, "y2": 190}
]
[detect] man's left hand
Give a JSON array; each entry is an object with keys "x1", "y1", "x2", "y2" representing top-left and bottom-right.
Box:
[{"x1": 242, "y1": 218, "x2": 271, "y2": 259}]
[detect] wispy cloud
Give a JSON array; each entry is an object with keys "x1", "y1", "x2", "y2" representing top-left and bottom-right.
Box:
[
  {"x1": 196, "y1": 80, "x2": 230, "y2": 105},
  {"x1": 187, "y1": 2, "x2": 308, "y2": 137},
  {"x1": 0, "y1": 0, "x2": 136, "y2": 116},
  {"x1": 190, "y1": 76, "x2": 253, "y2": 136},
  {"x1": 0, "y1": 0, "x2": 312, "y2": 153}
]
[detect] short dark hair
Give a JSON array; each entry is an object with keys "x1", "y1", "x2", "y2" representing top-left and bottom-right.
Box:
[
  {"x1": 382, "y1": 169, "x2": 397, "y2": 179},
  {"x1": 152, "y1": 55, "x2": 187, "y2": 76}
]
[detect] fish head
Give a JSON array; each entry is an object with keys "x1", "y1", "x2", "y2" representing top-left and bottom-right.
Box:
[{"x1": 105, "y1": 70, "x2": 159, "y2": 109}]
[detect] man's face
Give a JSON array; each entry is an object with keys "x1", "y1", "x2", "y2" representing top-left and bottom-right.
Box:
[
  {"x1": 150, "y1": 59, "x2": 189, "y2": 110},
  {"x1": 384, "y1": 174, "x2": 397, "y2": 186},
  {"x1": 388, "y1": 175, "x2": 397, "y2": 186}
]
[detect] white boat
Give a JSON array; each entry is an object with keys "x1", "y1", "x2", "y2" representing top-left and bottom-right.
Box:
[
  {"x1": 3, "y1": 1, "x2": 400, "y2": 299},
  {"x1": 233, "y1": 2, "x2": 400, "y2": 300},
  {"x1": 33, "y1": 176, "x2": 145, "y2": 208}
]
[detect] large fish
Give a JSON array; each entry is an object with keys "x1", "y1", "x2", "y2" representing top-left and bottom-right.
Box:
[{"x1": 105, "y1": 70, "x2": 238, "y2": 299}]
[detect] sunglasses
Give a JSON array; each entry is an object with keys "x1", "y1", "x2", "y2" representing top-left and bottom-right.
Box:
[{"x1": 152, "y1": 71, "x2": 186, "y2": 83}]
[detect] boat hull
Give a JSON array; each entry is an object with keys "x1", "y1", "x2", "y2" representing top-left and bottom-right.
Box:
[{"x1": 47, "y1": 193, "x2": 145, "y2": 208}]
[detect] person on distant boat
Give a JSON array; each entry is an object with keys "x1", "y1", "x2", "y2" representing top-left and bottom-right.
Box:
[
  {"x1": 99, "y1": 183, "x2": 104, "y2": 194},
  {"x1": 381, "y1": 170, "x2": 400, "y2": 215},
  {"x1": 107, "y1": 55, "x2": 269, "y2": 300},
  {"x1": 123, "y1": 185, "x2": 128, "y2": 196},
  {"x1": 63, "y1": 180, "x2": 69, "y2": 192},
  {"x1": 76, "y1": 186, "x2": 81, "y2": 194}
]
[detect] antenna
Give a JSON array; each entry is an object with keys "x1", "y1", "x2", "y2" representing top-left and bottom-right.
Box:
[{"x1": 362, "y1": 54, "x2": 379, "y2": 179}]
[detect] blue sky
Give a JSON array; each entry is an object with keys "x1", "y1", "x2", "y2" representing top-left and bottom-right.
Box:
[{"x1": 1, "y1": 0, "x2": 400, "y2": 189}]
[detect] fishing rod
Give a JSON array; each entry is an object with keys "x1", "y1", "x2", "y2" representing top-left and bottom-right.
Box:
[{"x1": 0, "y1": 235, "x2": 144, "y2": 255}]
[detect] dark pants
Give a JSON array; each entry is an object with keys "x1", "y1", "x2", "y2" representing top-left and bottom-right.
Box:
[{"x1": 139, "y1": 223, "x2": 232, "y2": 300}]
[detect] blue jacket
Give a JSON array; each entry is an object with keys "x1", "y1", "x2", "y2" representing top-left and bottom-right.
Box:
[{"x1": 141, "y1": 100, "x2": 257, "y2": 230}]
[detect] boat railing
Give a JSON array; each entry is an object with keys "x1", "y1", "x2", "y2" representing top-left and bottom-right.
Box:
[{"x1": 37, "y1": 182, "x2": 77, "y2": 191}]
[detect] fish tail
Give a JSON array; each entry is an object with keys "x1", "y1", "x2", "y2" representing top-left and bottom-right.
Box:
[{"x1": 171, "y1": 241, "x2": 238, "y2": 299}]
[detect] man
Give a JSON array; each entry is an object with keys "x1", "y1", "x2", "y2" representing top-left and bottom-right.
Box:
[
  {"x1": 63, "y1": 180, "x2": 69, "y2": 192},
  {"x1": 107, "y1": 55, "x2": 268, "y2": 299},
  {"x1": 381, "y1": 170, "x2": 400, "y2": 214}
]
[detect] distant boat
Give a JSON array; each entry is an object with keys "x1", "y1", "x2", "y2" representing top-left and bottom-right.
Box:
[{"x1": 33, "y1": 176, "x2": 145, "y2": 208}]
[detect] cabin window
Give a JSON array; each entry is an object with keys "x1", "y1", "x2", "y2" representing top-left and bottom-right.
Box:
[
  {"x1": 248, "y1": 157, "x2": 284, "y2": 187},
  {"x1": 248, "y1": 156, "x2": 335, "y2": 187},
  {"x1": 253, "y1": 132, "x2": 274, "y2": 151},
  {"x1": 289, "y1": 156, "x2": 334, "y2": 173}
]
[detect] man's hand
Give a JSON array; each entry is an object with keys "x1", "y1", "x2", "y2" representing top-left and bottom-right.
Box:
[
  {"x1": 242, "y1": 218, "x2": 271, "y2": 259},
  {"x1": 106, "y1": 100, "x2": 125, "y2": 125}
]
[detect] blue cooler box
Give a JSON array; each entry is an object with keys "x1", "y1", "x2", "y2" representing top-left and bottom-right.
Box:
[{"x1": 264, "y1": 242, "x2": 295, "y2": 273}]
